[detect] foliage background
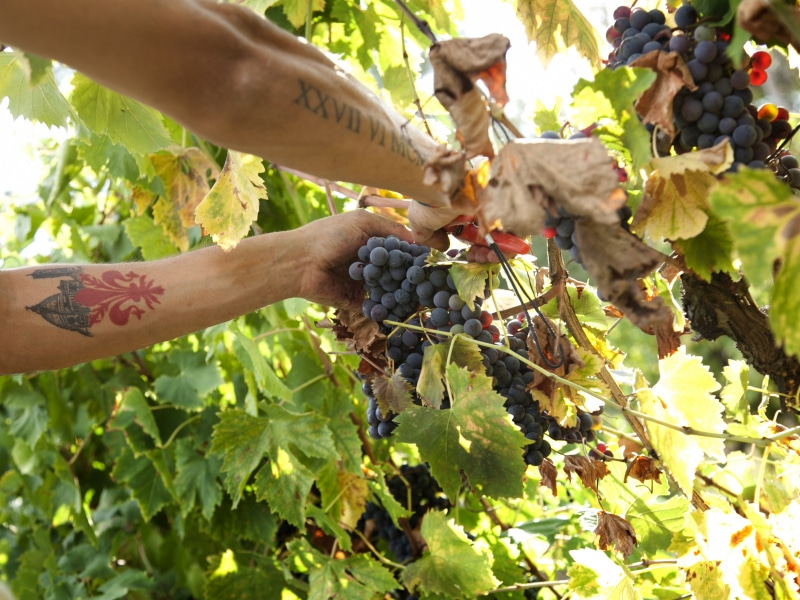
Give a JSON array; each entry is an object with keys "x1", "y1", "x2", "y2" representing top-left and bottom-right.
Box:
[{"x1": 1, "y1": 0, "x2": 799, "y2": 599}]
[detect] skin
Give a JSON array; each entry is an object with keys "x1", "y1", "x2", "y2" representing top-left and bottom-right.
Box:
[
  {"x1": 0, "y1": 0, "x2": 476, "y2": 374},
  {"x1": 0, "y1": 211, "x2": 413, "y2": 375}
]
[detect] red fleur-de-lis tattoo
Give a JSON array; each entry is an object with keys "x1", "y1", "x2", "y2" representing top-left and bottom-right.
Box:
[
  {"x1": 27, "y1": 267, "x2": 165, "y2": 336},
  {"x1": 74, "y1": 271, "x2": 164, "y2": 326}
]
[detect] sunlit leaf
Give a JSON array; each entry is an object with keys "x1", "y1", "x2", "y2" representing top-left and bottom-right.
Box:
[
  {"x1": 402, "y1": 511, "x2": 498, "y2": 598},
  {"x1": 0, "y1": 53, "x2": 75, "y2": 127},
  {"x1": 195, "y1": 151, "x2": 266, "y2": 251}
]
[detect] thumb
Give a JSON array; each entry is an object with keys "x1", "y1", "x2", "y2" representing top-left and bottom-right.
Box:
[{"x1": 408, "y1": 201, "x2": 457, "y2": 251}]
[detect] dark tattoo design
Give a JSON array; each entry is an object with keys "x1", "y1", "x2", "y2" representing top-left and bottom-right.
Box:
[
  {"x1": 293, "y1": 78, "x2": 426, "y2": 167},
  {"x1": 27, "y1": 268, "x2": 165, "y2": 336}
]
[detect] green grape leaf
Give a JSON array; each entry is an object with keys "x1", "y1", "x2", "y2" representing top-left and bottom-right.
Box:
[
  {"x1": 571, "y1": 67, "x2": 656, "y2": 173},
  {"x1": 93, "y1": 569, "x2": 154, "y2": 600},
  {"x1": 230, "y1": 322, "x2": 293, "y2": 402},
  {"x1": 210, "y1": 406, "x2": 336, "y2": 510},
  {"x1": 416, "y1": 335, "x2": 485, "y2": 409},
  {"x1": 195, "y1": 150, "x2": 266, "y2": 251},
  {"x1": 372, "y1": 371, "x2": 415, "y2": 415},
  {"x1": 151, "y1": 147, "x2": 220, "y2": 251},
  {"x1": 174, "y1": 438, "x2": 223, "y2": 520},
  {"x1": 637, "y1": 347, "x2": 724, "y2": 496},
  {"x1": 567, "y1": 563, "x2": 601, "y2": 597},
  {"x1": 397, "y1": 364, "x2": 527, "y2": 499},
  {"x1": 366, "y1": 473, "x2": 412, "y2": 527},
  {"x1": 123, "y1": 215, "x2": 180, "y2": 260},
  {"x1": 154, "y1": 351, "x2": 223, "y2": 411},
  {"x1": 450, "y1": 262, "x2": 497, "y2": 309},
  {"x1": 205, "y1": 560, "x2": 286, "y2": 600},
  {"x1": 253, "y1": 450, "x2": 317, "y2": 528},
  {"x1": 70, "y1": 72, "x2": 170, "y2": 156},
  {"x1": 626, "y1": 495, "x2": 689, "y2": 556},
  {"x1": 533, "y1": 97, "x2": 563, "y2": 135},
  {"x1": 12, "y1": 50, "x2": 52, "y2": 85},
  {"x1": 111, "y1": 448, "x2": 174, "y2": 521},
  {"x1": 709, "y1": 168, "x2": 800, "y2": 355},
  {"x1": 306, "y1": 505, "x2": 353, "y2": 552},
  {"x1": 720, "y1": 359, "x2": 750, "y2": 422},
  {"x1": 515, "y1": 0, "x2": 601, "y2": 69},
  {"x1": 281, "y1": 0, "x2": 325, "y2": 28},
  {"x1": 0, "y1": 53, "x2": 75, "y2": 127},
  {"x1": 112, "y1": 387, "x2": 162, "y2": 446},
  {"x1": 634, "y1": 142, "x2": 733, "y2": 241},
  {"x1": 402, "y1": 511, "x2": 498, "y2": 598},
  {"x1": 675, "y1": 212, "x2": 734, "y2": 281},
  {"x1": 207, "y1": 494, "x2": 278, "y2": 545},
  {"x1": 5, "y1": 384, "x2": 48, "y2": 448},
  {"x1": 289, "y1": 538, "x2": 398, "y2": 600}
]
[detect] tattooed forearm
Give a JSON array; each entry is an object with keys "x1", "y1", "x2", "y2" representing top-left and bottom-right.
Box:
[
  {"x1": 27, "y1": 267, "x2": 164, "y2": 336},
  {"x1": 293, "y1": 77, "x2": 427, "y2": 167}
]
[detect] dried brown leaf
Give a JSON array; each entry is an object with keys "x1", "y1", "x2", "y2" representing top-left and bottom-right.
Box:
[
  {"x1": 372, "y1": 371, "x2": 415, "y2": 415},
  {"x1": 573, "y1": 218, "x2": 673, "y2": 329},
  {"x1": 630, "y1": 51, "x2": 696, "y2": 138},
  {"x1": 478, "y1": 139, "x2": 624, "y2": 239},
  {"x1": 329, "y1": 307, "x2": 387, "y2": 375},
  {"x1": 738, "y1": 0, "x2": 800, "y2": 51},
  {"x1": 653, "y1": 318, "x2": 682, "y2": 358},
  {"x1": 539, "y1": 458, "x2": 558, "y2": 496},
  {"x1": 421, "y1": 145, "x2": 468, "y2": 199},
  {"x1": 429, "y1": 34, "x2": 510, "y2": 159},
  {"x1": 594, "y1": 511, "x2": 637, "y2": 557},
  {"x1": 563, "y1": 455, "x2": 609, "y2": 493},
  {"x1": 624, "y1": 455, "x2": 663, "y2": 484}
]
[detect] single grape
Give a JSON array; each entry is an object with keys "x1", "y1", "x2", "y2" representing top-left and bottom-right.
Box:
[
  {"x1": 430, "y1": 307, "x2": 450, "y2": 328},
  {"x1": 429, "y1": 269, "x2": 447, "y2": 288},
  {"x1": 681, "y1": 97, "x2": 704, "y2": 122},
  {"x1": 694, "y1": 40, "x2": 717, "y2": 63},
  {"x1": 687, "y1": 59, "x2": 708, "y2": 82},
  {"x1": 749, "y1": 68, "x2": 768, "y2": 86},
  {"x1": 693, "y1": 24, "x2": 715, "y2": 42},
  {"x1": 464, "y1": 318, "x2": 483, "y2": 338},
  {"x1": 732, "y1": 124, "x2": 757, "y2": 147},
  {"x1": 648, "y1": 9, "x2": 666, "y2": 24},
  {"x1": 721, "y1": 95, "x2": 745, "y2": 119},
  {"x1": 669, "y1": 34, "x2": 690, "y2": 54},
  {"x1": 370, "y1": 303, "x2": 389, "y2": 322},
  {"x1": 349, "y1": 262, "x2": 365, "y2": 280},
  {"x1": 366, "y1": 237, "x2": 385, "y2": 251},
  {"x1": 674, "y1": 4, "x2": 698, "y2": 28},
  {"x1": 780, "y1": 154, "x2": 800, "y2": 169},
  {"x1": 730, "y1": 69, "x2": 750, "y2": 90},
  {"x1": 629, "y1": 9, "x2": 651, "y2": 30},
  {"x1": 614, "y1": 16, "x2": 631, "y2": 34},
  {"x1": 751, "y1": 50, "x2": 772, "y2": 71},
  {"x1": 702, "y1": 91, "x2": 724, "y2": 113}
]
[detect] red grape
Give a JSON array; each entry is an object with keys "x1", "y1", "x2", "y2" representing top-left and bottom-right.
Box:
[
  {"x1": 751, "y1": 50, "x2": 772, "y2": 71},
  {"x1": 749, "y1": 68, "x2": 768, "y2": 86}
]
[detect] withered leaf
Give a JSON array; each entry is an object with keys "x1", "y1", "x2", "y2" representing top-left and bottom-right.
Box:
[
  {"x1": 430, "y1": 34, "x2": 510, "y2": 159},
  {"x1": 563, "y1": 455, "x2": 609, "y2": 493},
  {"x1": 329, "y1": 307, "x2": 387, "y2": 375},
  {"x1": 479, "y1": 139, "x2": 624, "y2": 239},
  {"x1": 573, "y1": 218, "x2": 673, "y2": 329},
  {"x1": 629, "y1": 51, "x2": 696, "y2": 138},
  {"x1": 421, "y1": 145, "x2": 468, "y2": 199},
  {"x1": 372, "y1": 371, "x2": 415, "y2": 416},
  {"x1": 539, "y1": 458, "x2": 558, "y2": 496},
  {"x1": 652, "y1": 318, "x2": 682, "y2": 359},
  {"x1": 738, "y1": 0, "x2": 800, "y2": 51},
  {"x1": 594, "y1": 511, "x2": 637, "y2": 558},
  {"x1": 624, "y1": 454, "x2": 663, "y2": 484}
]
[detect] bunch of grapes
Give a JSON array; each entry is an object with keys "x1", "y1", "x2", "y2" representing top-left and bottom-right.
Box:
[
  {"x1": 606, "y1": 2, "x2": 799, "y2": 176},
  {"x1": 359, "y1": 464, "x2": 450, "y2": 564},
  {"x1": 350, "y1": 236, "x2": 599, "y2": 463}
]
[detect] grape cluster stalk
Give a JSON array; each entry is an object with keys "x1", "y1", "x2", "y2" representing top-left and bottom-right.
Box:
[{"x1": 350, "y1": 236, "x2": 599, "y2": 466}]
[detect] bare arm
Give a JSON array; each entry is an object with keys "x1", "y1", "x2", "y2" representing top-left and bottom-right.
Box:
[
  {"x1": 0, "y1": 0, "x2": 452, "y2": 207},
  {"x1": 0, "y1": 211, "x2": 412, "y2": 375}
]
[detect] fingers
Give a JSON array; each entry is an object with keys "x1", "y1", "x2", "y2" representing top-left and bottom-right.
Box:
[
  {"x1": 349, "y1": 209, "x2": 414, "y2": 243},
  {"x1": 407, "y1": 201, "x2": 459, "y2": 250}
]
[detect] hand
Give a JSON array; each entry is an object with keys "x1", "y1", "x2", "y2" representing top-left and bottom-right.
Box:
[
  {"x1": 293, "y1": 210, "x2": 413, "y2": 309},
  {"x1": 407, "y1": 195, "x2": 473, "y2": 251}
]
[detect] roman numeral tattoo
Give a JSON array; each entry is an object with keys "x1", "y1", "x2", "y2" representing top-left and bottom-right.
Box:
[
  {"x1": 293, "y1": 78, "x2": 426, "y2": 168},
  {"x1": 27, "y1": 267, "x2": 165, "y2": 336}
]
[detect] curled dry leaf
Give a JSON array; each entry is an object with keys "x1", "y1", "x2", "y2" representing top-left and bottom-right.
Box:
[
  {"x1": 594, "y1": 511, "x2": 638, "y2": 558},
  {"x1": 738, "y1": 0, "x2": 800, "y2": 51},
  {"x1": 422, "y1": 145, "x2": 468, "y2": 199},
  {"x1": 429, "y1": 34, "x2": 510, "y2": 158},
  {"x1": 624, "y1": 454, "x2": 663, "y2": 484},
  {"x1": 629, "y1": 51, "x2": 696, "y2": 138},
  {"x1": 563, "y1": 455, "x2": 610, "y2": 494},
  {"x1": 328, "y1": 306, "x2": 386, "y2": 376},
  {"x1": 478, "y1": 138, "x2": 624, "y2": 239},
  {"x1": 538, "y1": 457, "x2": 558, "y2": 496},
  {"x1": 573, "y1": 218, "x2": 673, "y2": 329}
]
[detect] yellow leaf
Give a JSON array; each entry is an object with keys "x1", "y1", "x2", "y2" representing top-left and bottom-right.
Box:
[
  {"x1": 638, "y1": 347, "x2": 725, "y2": 496},
  {"x1": 195, "y1": 151, "x2": 266, "y2": 251},
  {"x1": 633, "y1": 141, "x2": 733, "y2": 241}
]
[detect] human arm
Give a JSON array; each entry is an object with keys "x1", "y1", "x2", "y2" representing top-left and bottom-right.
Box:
[
  {"x1": 0, "y1": 0, "x2": 457, "y2": 214},
  {"x1": 0, "y1": 211, "x2": 412, "y2": 375}
]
